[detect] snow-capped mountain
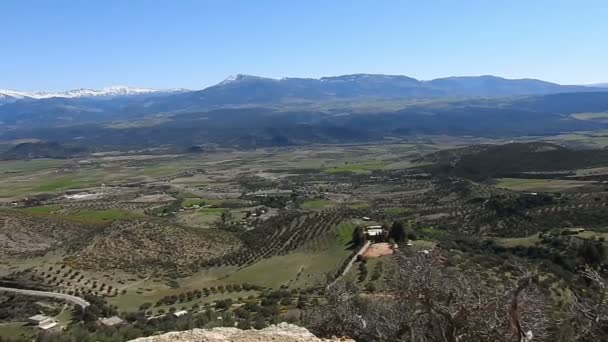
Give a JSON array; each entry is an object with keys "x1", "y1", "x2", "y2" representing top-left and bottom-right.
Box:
[
  {"x1": 0, "y1": 86, "x2": 188, "y2": 104},
  {"x1": 218, "y1": 74, "x2": 273, "y2": 86}
]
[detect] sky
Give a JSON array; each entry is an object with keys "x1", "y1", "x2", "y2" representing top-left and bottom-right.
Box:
[{"x1": 1, "y1": 0, "x2": 607, "y2": 91}]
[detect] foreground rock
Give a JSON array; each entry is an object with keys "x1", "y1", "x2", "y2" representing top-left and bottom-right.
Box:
[{"x1": 128, "y1": 323, "x2": 353, "y2": 342}]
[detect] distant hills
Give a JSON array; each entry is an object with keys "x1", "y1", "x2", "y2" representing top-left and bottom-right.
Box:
[
  {"x1": 419, "y1": 142, "x2": 608, "y2": 181},
  {"x1": 1, "y1": 141, "x2": 86, "y2": 160}
]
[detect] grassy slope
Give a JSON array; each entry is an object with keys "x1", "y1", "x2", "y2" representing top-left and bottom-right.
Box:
[
  {"x1": 19, "y1": 206, "x2": 140, "y2": 224},
  {"x1": 301, "y1": 199, "x2": 334, "y2": 211},
  {"x1": 108, "y1": 221, "x2": 355, "y2": 311}
]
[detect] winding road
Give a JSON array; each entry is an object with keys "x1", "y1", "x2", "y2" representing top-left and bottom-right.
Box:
[{"x1": 0, "y1": 286, "x2": 90, "y2": 308}]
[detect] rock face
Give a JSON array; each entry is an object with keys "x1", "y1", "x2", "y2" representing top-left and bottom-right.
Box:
[{"x1": 128, "y1": 323, "x2": 353, "y2": 342}]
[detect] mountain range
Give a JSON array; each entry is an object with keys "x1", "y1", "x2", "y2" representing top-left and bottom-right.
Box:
[
  {"x1": 1, "y1": 74, "x2": 608, "y2": 152},
  {"x1": 1, "y1": 74, "x2": 603, "y2": 105},
  {"x1": 1, "y1": 74, "x2": 606, "y2": 127},
  {"x1": 0, "y1": 86, "x2": 187, "y2": 105},
  {"x1": 153, "y1": 74, "x2": 606, "y2": 108}
]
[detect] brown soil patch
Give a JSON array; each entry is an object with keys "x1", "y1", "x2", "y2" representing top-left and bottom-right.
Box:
[{"x1": 362, "y1": 242, "x2": 394, "y2": 258}]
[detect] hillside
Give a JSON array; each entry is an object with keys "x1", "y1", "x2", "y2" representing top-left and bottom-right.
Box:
[
  {"x1": 72, "y1": 219, "x2": 242, "y2": 274},
  {"x1": 2, "y1": 92, "x2": 608, "y2": 151},
  {"x1": 1, "y1": 142, "x2": 86, "y2": 160},
  {"x1": 0, "y1": 210, "x2": 241, "y2": 275},
  {"x1": 420, "y1": 142, "x2": 608, "y2": 180}
]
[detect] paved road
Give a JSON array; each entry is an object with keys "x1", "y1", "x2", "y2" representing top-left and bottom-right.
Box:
[{"x1": 0, "y1": 286, "x2": 90, "y2": 308}]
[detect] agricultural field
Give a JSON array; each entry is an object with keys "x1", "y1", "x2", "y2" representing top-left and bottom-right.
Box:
[{"x1": 3, "y1": 138, "x2": 608, "y2": 340}]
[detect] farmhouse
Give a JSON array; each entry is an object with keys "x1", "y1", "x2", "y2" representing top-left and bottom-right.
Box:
[
  {"x1": 29, "y1": 315, "x2": 61, "y2": 331},
  {"x1": 364, "y1": 225, "x2": 388, "y2": 242}
]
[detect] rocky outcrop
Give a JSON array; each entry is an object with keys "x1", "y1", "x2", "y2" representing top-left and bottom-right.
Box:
[{"x1": 128, "y1": 323, "x2": 353, "y2": 342}]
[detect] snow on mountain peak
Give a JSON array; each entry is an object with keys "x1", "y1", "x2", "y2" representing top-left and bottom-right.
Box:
[
  {"x1": 219, "y1": 74, "x2": 273, "y2": 85},
  {"x1": 0, "y1": 86, "x2": 188, "y2": 102}
]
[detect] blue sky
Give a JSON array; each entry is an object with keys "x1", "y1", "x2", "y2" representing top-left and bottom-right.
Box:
[{"x1": 1, "y1": 0, "x2": 607, "y2": 91}]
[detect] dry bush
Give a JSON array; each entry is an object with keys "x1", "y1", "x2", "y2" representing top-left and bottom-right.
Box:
[
  {"x1": 566, "y1": 266, "x2": 608, "y2": 341},
  {"x1": 305, "y1": 249, "x2": 553, "y2": 342}
]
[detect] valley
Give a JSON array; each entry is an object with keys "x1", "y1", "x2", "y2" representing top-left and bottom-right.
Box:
[{"x1": 2, "y1": 136, "x2": 608, "y2": 341}]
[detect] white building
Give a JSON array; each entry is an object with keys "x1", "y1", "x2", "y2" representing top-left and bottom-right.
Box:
[
  {"x1": 38, "y1": 321, "x2": 60, "y2": 331},
  {"x1": 365, "y1": 228, "x2": 384, "y2": 236},
  {"x1": 173, "y1": 310, "x2": 188, "y2": 317}
]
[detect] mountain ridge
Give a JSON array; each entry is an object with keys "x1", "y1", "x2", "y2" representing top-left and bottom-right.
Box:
[
  {"x1": 175, "y1": 73, "x2": 605, "y2": 106},
  {"x1": 2, "y1": 74, "x2": 602, "y2": 101},
  {"x1": 1, "y1": 74, "x2": 607, "y2": 129},
  {"x1": 0, "y1": 86, "x2": 188, "y2": 104}
]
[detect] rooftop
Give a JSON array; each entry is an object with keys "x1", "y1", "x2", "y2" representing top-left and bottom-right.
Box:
[
  {"x1": 38, "y1": 321, "x2": 59, "y2": 331},
  {"x1": 366, "y1": 225, "x2": 382, "y2": 229},
  {"x1": 29, "y1": 314, "x2": 49, "y2": 322},
  {"x1": 100, "y1": 316, "x2": 125, "y2": 326}
]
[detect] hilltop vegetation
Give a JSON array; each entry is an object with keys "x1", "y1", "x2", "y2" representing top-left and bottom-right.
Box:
[
  {"x1": 420, "y1": 142, "x2": 608, "y2": 180},
  {"x1": 1, "y1": 141, "x2": 86, "y2": 160}
]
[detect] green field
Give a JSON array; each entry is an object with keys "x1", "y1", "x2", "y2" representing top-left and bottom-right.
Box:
[
  {"x1": 324, "y1": 161, "x2": 385, "y2": 174},
  {"x1": 19, "y1": 206, "x2": 139, "y2": 224},
  {"x1": 384, "y1": 207, "x2": 409, "y2": 215},
  {"x1": 495, "y1": 178, "x2": 591, "y2": 192},
  {"x1": 106, "y1": 220, "x2": 355, "y2": 311},
  {"x1": 301, "y1": 199, "x2": 334, "y2": 210},
  {"x1": 0, "y1": 322, "x2": 35, "y2": 340},
  {"x1": 571, "y1": 112, "x2": 608, "y2": 122},
  {"x1": 222, "y1": 223, "x2": 354, "y2": 288},
  {"x1": 0, "y1": 159, "x2": 66, "y2": 173},
  {"x1": 541, "y1": 130, "x2": 608, "y2": 148},
  {"x1": 346, "y1": 202, "x2": 371, "y2": 209},
  {"x1": 494, "y1": 235, "x2": 541, "y2": 248},
  {"x1": 182, "y1": 197, "x2": 225, "y2": 207}
]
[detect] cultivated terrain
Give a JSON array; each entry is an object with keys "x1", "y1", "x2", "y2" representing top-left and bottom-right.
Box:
[{"x1": 1, "y1": 74, "x2": 608, "y2": 341}]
